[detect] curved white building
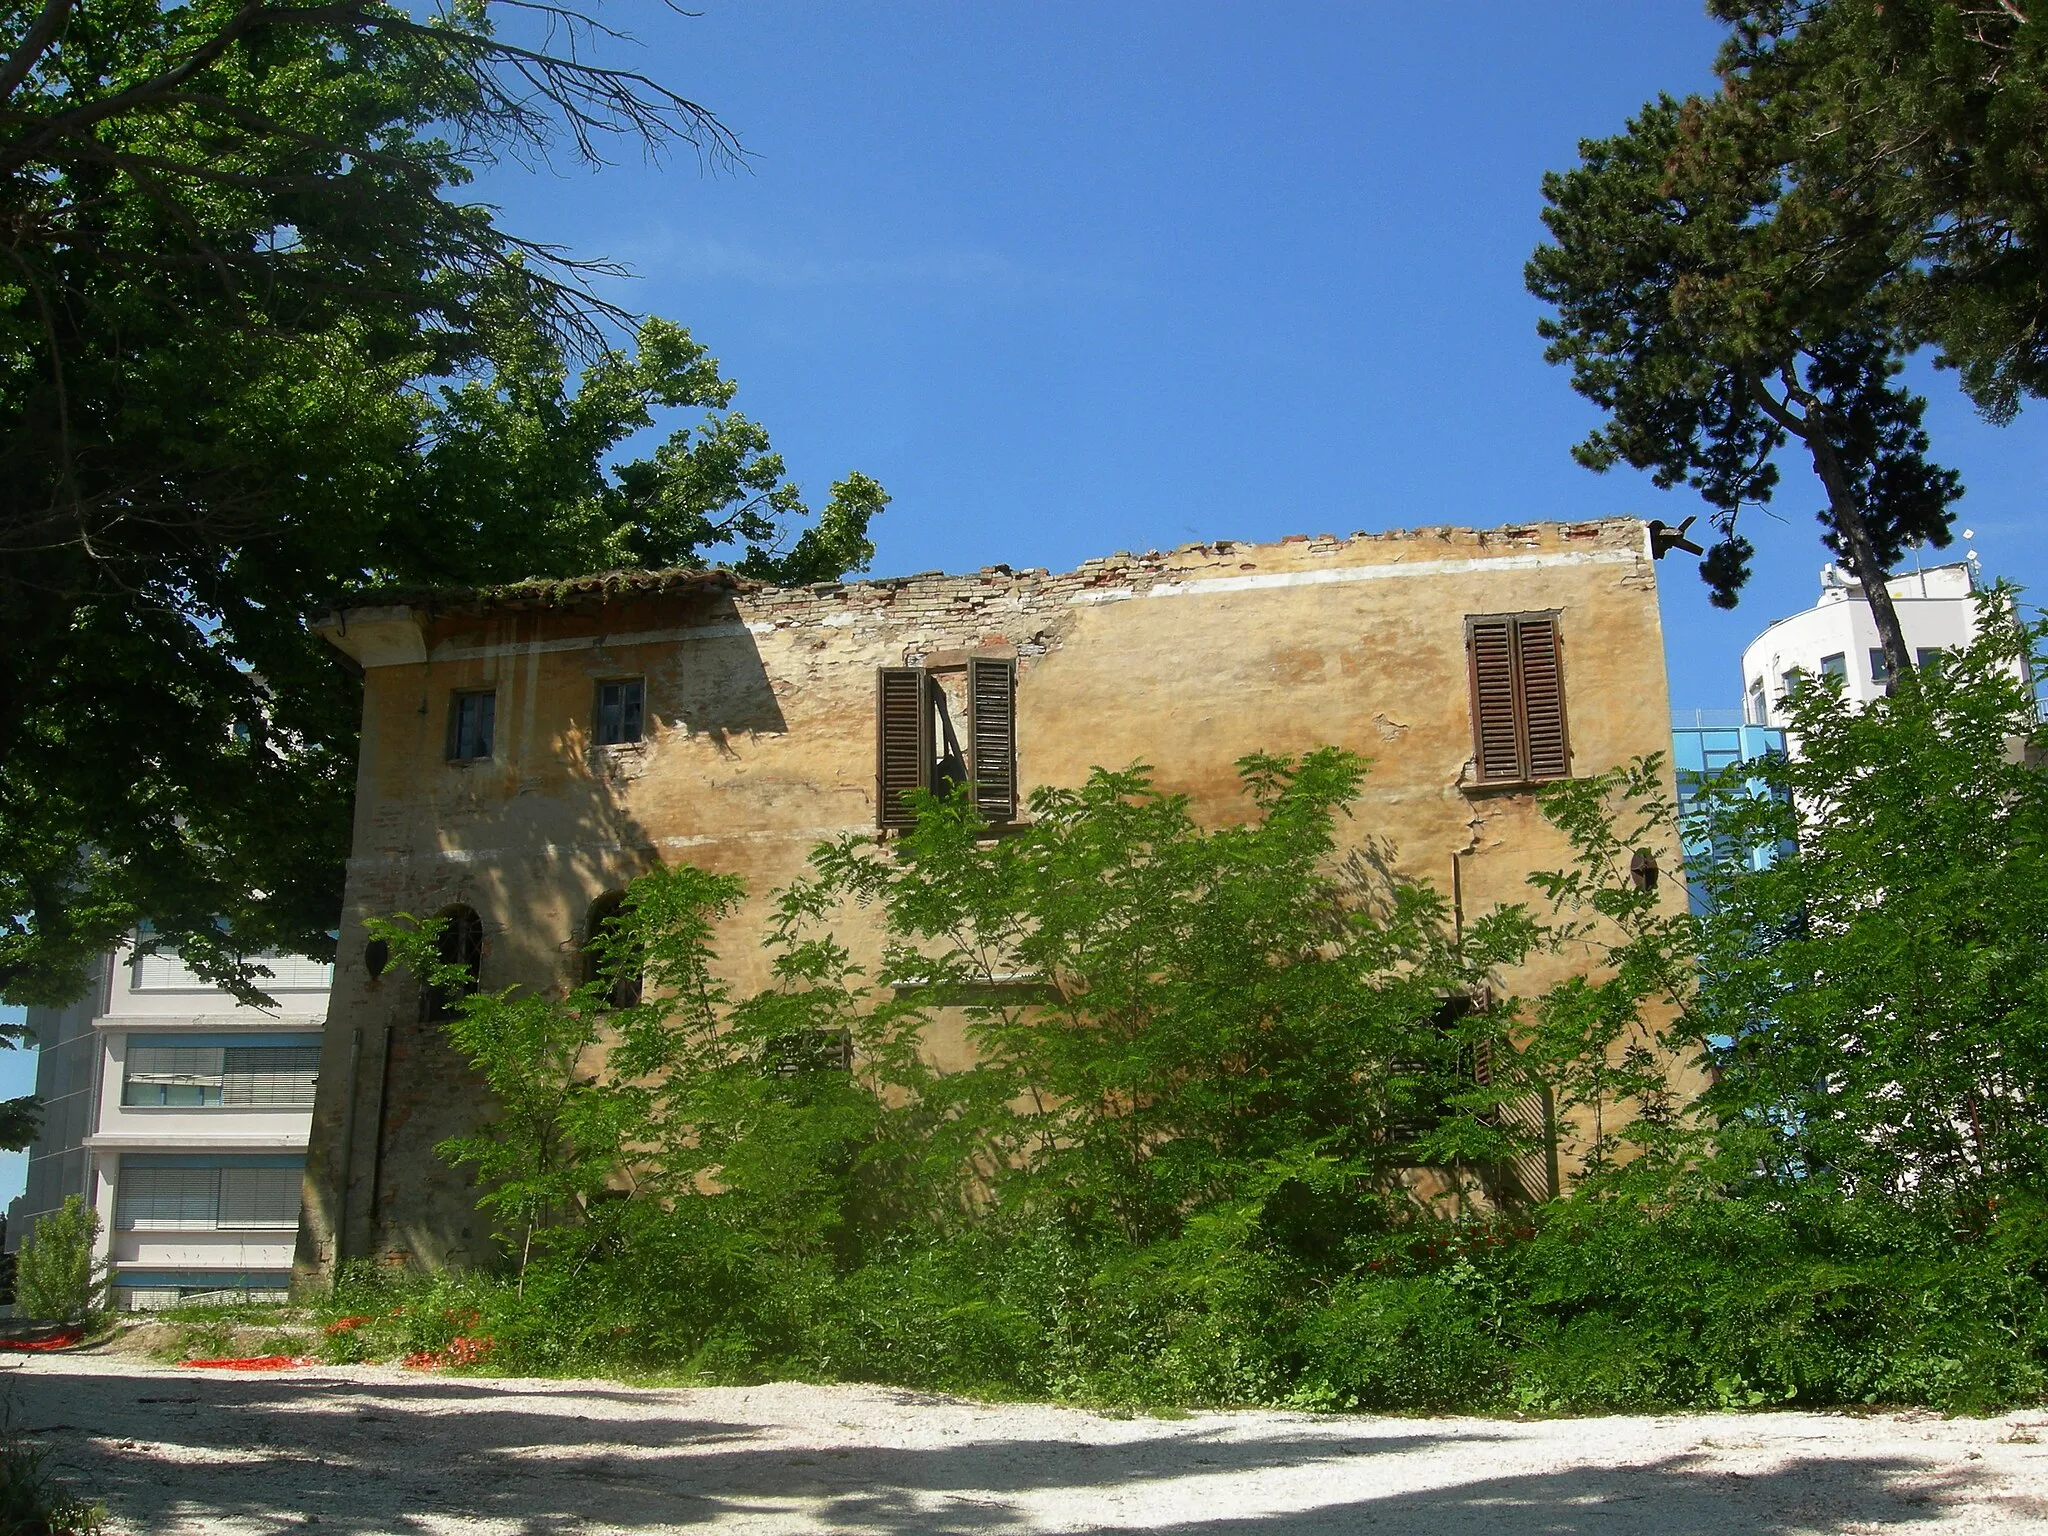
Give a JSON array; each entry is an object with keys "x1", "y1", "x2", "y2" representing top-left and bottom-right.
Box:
[{"x1": 1739, "y1": 561, "x2": 1980, "y2": 726}]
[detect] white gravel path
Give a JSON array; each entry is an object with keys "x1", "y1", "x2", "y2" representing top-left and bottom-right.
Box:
[{"x1": 7, "y1": 1351, "x2": 2047, "y2": 1534}]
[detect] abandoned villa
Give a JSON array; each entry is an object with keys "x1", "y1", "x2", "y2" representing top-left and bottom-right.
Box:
[{"x1": 292, "y1": 516, "x2": 1694, "y2": 1290}]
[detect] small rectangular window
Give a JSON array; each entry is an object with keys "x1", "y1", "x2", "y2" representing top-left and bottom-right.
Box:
[
  {"x1": 1747, "y1": 679, "x2": 1768, "y2": 725},
  {"x1": 1466, "y1": 613, "x2": 1570, "y2": 784},
  {"x1": 595, "y1": 678, "x2": 645, "y2": 746},
  {"x1": 447, "y1": 690, "x2": 496, "y2": 761},
  {"x1": 1868, "y1": 648, "x2": 1892, "y2": 687},
  {"x1": 116, "y1": 1158, "x2": 305, "y2": 1231},
  {"x1": 1917, "y1": 646, "x2": 1947, "y2": 673},
  {"x1": 1820, "y1": 652, "x2": 1847, "y2": 681}
]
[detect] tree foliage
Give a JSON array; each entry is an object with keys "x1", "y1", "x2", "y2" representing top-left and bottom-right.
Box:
[
  {"x1": 1710, "y1": 2, "x2": 2048, "y2": 423},
  {"x1": 1688, "y1": 590, "x2": 2048, "y2": 1205},
  {"x1": 0, "y1": 3, "x2": 885, "y2": 1004},
  {"x1": 13, "y1": 1194, "x2": 107, "y2": 1324},
  {"x1": 1528, "y1": 95, "x2": 1962, "y2": 675}
]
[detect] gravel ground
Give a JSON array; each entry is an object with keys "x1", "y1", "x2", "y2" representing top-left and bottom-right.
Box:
[{"x1": 8, "y1": 1351, "x2": 2048, "y2": 1534}]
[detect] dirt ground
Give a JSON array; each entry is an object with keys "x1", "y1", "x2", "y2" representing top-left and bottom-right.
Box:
[{"x1": 8, "y1": 1351, "x2": 2048, "y2": 1535}]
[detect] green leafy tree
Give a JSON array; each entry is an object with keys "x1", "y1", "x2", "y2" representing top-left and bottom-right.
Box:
[
  {"x1": 0, "y1": 3, "x2": 885, "y2": 1005},
  {"x1": 1708, "y1": 2, "x2": 2048, "y2": 423},
  {"x1": 13, "y1": 1195, "x2": 107, "y2": 1324},
  {"x1": 1528, "y1": 95, "x2": 1962, "y2": 680},
  {"x1": 1687, "y1": 592, "x2": 2048, "y2": 1206}
]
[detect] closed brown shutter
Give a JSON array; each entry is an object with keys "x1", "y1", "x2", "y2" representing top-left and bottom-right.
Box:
[
  {"x1": 1515, "y1": 614, "x2": 1569, "y2": 780},
  {"x1": 968, "y1": 656, "x2": 1017, "y2": 824},
  {"x1": 876, "y1": 667, "x2": 931, "y2": 829},
  {"x1": 1466, "y1": 613, "x2": 1570, "y2": 783},
  {"x1": 1467, "y1": 617, "x2": 1522, "y2": 781}
]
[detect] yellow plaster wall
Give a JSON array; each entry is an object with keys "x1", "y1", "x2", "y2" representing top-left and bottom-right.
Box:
[{"x1": 294, "y1": 519, "x2": 1689, "y2": 1286}]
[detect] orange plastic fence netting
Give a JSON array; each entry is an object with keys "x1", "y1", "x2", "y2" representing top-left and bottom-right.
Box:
[
  {"x1": 0, "y1": 1329, "x2": 85, "y2": 1352},
  {"x1": 403, "y1": 1336, "x2": 495, "y2": 1370},
  {"x1": 178, "y1": 1355, "x2": 318, "y2": 1371}
]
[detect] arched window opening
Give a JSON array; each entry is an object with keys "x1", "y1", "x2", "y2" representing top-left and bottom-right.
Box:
[
  {"x1": 363, "y1": 937, "x2": 390, "y2": 980},
  {"x1": 420, "y1": 905, "x2": 483, "y2": 1022},
  {"x1": 583, "y1": 892, "x2": 643, "y2": 1009}
]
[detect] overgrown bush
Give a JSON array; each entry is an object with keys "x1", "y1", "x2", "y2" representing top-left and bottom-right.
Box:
[
  {"x1": 13, "y1": 1197, "x2": 106, "y2": 1326},
  {"x1": 347, "y1": 604, "x2": 2048, "y2": 1413}
]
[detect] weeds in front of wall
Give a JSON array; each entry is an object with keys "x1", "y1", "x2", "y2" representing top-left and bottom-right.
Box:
[{"x1": 139, "y1": 1304, "x2": 317, "y2": 1365}]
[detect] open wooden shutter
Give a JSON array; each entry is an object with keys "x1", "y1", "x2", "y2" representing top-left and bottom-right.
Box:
[
  {"x1": 967, "y1": 656, "x2": 1017, "y2": 824},
  {"x1": 876, "y1": 667, "x2": 931, "y2": 829},
  {"x1": 1515, "y1": 614, "x2": 1569, "y2": 780},
  {"x1": 1467, "y1": 617, "x2": 1523, "y2": 781}
]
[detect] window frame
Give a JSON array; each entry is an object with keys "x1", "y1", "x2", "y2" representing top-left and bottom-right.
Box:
[
  {"x1": 875, "y1": 656, "x2": 1019, "y2": 830},
  {"x1": 446, "y1": 688, "x2": 497, "y2": 762},
  {"x1": 1464, "y1": 611, "x2": 1571, "y2": 787},
  {"x1": 593, "y1": 676, "x2": 646, "y2": 747}
]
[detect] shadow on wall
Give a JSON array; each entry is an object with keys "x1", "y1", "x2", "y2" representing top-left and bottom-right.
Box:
[
  {"x1": 672, "y1": 592, "x2": 789, "y2": 747},
  {"x1": 19, "y1": 1365, "x2": 2013, "y2": 1536},
  {"x1": 322, "y1": 593, "x2": 795, "y2": 1279}
]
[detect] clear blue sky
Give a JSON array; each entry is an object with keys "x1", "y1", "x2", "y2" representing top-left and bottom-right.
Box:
[{"x1": 475, "y1": 2, "x2": 2043, "y2": 712}]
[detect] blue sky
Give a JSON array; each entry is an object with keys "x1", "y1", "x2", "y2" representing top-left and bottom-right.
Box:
[{"x1": 472, "y1": 2, "x2": 2042, "y2": 711}]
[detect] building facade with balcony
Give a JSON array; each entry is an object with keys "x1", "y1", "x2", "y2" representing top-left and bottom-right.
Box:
[{"x1": 5, "y1": 941, "x2": 330, "y2": 1309}]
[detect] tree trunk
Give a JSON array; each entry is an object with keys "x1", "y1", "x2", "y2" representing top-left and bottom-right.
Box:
[{"x1": 1804, "y1": 418, "x2": 1914, "y2": 690}]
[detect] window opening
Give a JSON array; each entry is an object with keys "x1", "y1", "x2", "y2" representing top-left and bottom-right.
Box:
[
  {"x1": 582, "y1": 891, "x2": 643, "y2": 1009},
  {"x1": 1748, "y1": 678, "x2": 1767, "y2": 726},
  {"x1": 122, "y1": 1039, "x2": 319, "y2": 1107},
  {"x1": 1820, "y1": 652, "x2": 1848, "y2": 682},
  {"x1": 115, "y1": 1159, "x2": 304, "y2": 1230},
  {"x1": 1868, "y1": 648, "x2": 1893, "y2": 687},
  {"x1": 595, "y1": 678, "x2": 645, "y2": 746},
  {"x1": 1466, "y1": 613, "x2": 1570, "y2": 784},
  {"x1": 420, "y1": 905, "x2": 483, "y2": 1022},
  {"x1": 876, "y1": 656, "x2": 1018, "y2": 829},
  {"x1": 447, "y1": 690, "x2": 496, "y2": 761}
]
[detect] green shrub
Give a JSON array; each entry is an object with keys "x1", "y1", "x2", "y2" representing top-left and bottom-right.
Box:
[{"x1": 13, "y1": 1197, "x2": 106, "y2": 1326}]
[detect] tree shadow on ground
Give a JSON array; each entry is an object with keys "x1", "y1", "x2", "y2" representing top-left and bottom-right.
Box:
[{"x1": 11, "y1": 1365, "x2": 2016, "y2": 1536}]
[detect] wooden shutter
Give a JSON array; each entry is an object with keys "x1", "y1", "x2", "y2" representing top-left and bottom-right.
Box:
[
  {"x1": 1515, "y1": 614, "x2": 1569, "y2": 780},
  {"x1": 1466, "y1": 613, "x2": 1570, "y2": 783},
  {"x1": 1467, "y1": 617, "x2": 1523, "y2": 781},
  {"x1": 967, "y1": 656, "x2": 1017, "y2": 824},
  {"x1": 876, "y1": 667, "x2": 931, "y2": 829}
]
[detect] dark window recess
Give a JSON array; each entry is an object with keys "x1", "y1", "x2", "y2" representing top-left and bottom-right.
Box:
[
  {"x1": 363, "y1": 938, "x2": 390, "y2": 980},
  {"x1": 1466, "y1": 613, "x2": 1570, "y2": 784},
  {"x1": 582, "y1": 891, "x2": 643, "y2": 1009},
  {"x1": 447, "y1": 690, "x2": 496, "y2": 761},
  {"x1": 875, "y1": 658, "x2": 1018, "y2": 829},
  {"x1": 420, "y1": 905, "x2": 483, "y2": 1022},
  {"x1": 1869, "y1": 648, "x2": 1893, "y2": 687},
  {"x1": 595, "y1": 678, "x2": 645, "y2": 746},
  {"x1": 1821, "y1": 652, "x2": 1848, "y2": 682},
  {"x1": 1916, "y1": 646, "x2": 1947, "y2": 673},
  {"x1": 761, "y1": 1027, "x2": 853, "y2": 1077},
  {"x1": 1384, "y1": 997, "x2": 1491, "y2": 1150}
]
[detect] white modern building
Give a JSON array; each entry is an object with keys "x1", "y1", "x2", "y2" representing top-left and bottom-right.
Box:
[
  {"x1": 1740, "y1": 560, "x2": 1981, "y2": 726},
  {"x1": 5, "y1": 939, "x2": 330, "y2": 1309}
]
